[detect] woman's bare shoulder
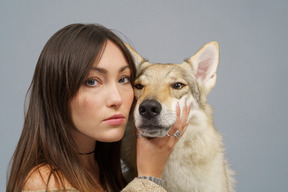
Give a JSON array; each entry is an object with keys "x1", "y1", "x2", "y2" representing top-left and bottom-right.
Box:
[{"x1": 22, "y1": 164, "x2": 74, "y2": 191}]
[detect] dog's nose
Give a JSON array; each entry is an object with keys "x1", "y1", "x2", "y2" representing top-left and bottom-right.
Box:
[{"x1": 139, "y1": 100, "x2": 162, "y2": 119}]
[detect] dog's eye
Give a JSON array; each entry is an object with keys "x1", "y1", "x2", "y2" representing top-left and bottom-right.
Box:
[
  {"x1": 173, "y1": 83, "x2": 185, "y2": 90},
  {"x1": 135, "y1": 84, "x2": 144, "y2": 90}
]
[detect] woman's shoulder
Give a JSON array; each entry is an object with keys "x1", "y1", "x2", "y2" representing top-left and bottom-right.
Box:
[{"x1": 22, "y1": 164, "x2": 76, "y2": 191}]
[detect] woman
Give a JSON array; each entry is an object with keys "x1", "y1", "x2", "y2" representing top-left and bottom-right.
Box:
[{"x1": 7, "y1": 23, "x2": 190, "y2": 191}]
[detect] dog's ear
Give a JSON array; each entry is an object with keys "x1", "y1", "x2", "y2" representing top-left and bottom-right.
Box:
[
  {"x1": 186, "y1": 41, "x2": 219, "y2": 91},
  {"x1": 125, "y1": 43, "x2": 150, "y2": 70}
]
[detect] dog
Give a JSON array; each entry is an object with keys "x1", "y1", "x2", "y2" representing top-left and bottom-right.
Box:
[{"x1": 121, "y1": 42, "x2": 235, "y2": 192}]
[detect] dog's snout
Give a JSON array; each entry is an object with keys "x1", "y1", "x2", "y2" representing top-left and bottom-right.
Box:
[{"x1": 139, "y1": 100, "x2": 162, "y2": 119}]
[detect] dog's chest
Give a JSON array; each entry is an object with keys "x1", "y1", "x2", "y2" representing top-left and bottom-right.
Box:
[{"x1": 162, "y1": 131, "x2": 227, "y2": 192}]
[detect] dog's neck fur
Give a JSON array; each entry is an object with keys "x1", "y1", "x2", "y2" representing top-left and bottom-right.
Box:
[{"x1": 173, "y1": 103, "x2": 221, "y2": 161}]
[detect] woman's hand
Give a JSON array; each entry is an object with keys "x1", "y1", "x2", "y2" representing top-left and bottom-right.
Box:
[{"x1": 136, "y1": 101, "x2": 191, "y2": 178}]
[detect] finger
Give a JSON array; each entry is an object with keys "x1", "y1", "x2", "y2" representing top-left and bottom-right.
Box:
[
  {"x1": 185, "y1": 103, "x2": 192, "y2": 125},
  {"x1": 164, "y1": 100, "x2": 192, "y2": 140},
  {"x1": 181, "y1": 100, "x2": 192, "y2": 126},
  {"x1": 182, "y1": 120, "x2": 190, "y2": 134},
  {"x1": 172, "y1": 122, "x2": 189, "y2": 141},
  {"x1": 175, "y1": 101, "x2": 188, "y2": 132},
  {"x1": 165, "y1": 102, "x2": 181, "y2": 140},
  {"x1": 174, "y1": 102, "x2": 181, "y2": 130},
  {"x1": 176, "y1": 102, "x2": 181, "y2": 121},
  {"x1": 179, "y1": 100, "x2": 188, "y2": 126},
  {"x1": 167, "y1": 101, "x2": 191, "y2": 140},
  {"x1": 177, "y1": 101, "x2": 191, "y2": 138}
]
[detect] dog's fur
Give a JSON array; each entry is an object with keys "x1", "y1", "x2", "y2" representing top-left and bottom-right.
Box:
[{"x1": 121, "y1": 42, "x2": 235, "y2": 192}]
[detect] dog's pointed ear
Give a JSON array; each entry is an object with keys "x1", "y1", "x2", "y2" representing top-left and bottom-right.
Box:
[
  {"x1": 186, "y1": 41, "x2": 219, "y2": 90},
  {"x1": 125, "y1": 43, "x2": 149, "y2": 69}
]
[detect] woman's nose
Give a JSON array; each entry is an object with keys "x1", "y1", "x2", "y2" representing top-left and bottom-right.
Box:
[{"x1": 106, "y1": 84, "x2": 123, "y2": 108}]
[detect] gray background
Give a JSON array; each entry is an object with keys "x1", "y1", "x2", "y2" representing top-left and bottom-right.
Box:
[{"x1": 1, "y1": 0, "x2": 287, "y2": 191}]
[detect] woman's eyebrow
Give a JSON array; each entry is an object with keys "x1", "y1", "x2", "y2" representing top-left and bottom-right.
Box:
[
  {"x1": 91, "y1": 67, "x2": 107, "y2": 74},
  {"x1": 119, "y1": 65, "x2": 130, "y2": 72},
  {"x1": 91, "y1": 65, "x2": 130, "y2": 74}
]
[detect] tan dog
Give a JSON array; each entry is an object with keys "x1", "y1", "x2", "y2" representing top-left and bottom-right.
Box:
[{"x1": 121, "y1": 42, "x2": 235, "y2": 192}]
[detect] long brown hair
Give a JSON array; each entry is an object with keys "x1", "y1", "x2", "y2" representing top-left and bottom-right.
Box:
[{"x1": 7, "y1": 23, "x2": 136, "y2": 192}]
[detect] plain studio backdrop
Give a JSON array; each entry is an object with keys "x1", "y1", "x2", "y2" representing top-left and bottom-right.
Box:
[{"x1": 1, "y1": 0, "x2": 287, "y2": 191}]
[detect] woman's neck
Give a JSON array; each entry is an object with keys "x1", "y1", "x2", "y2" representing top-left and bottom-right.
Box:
[
  {"x1": 79, "y1": 154, "x2": 103, "y2": 188},
  {"x1": 70, "y1": 129, "x2": 103, "y2": 188}
]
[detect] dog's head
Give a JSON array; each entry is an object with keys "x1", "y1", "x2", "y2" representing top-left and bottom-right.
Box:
[{"x1": 126, "y1": 42, "x2": 219, "y2": 137}]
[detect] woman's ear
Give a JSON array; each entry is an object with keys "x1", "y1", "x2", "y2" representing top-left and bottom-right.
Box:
[{"x1": 186, "y1": 41, "x2": 219, "y2": 91}]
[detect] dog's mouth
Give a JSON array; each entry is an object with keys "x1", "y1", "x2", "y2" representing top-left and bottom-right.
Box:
[{"x1": 137, "y1": 122, "x2": 172, "y2": 138}]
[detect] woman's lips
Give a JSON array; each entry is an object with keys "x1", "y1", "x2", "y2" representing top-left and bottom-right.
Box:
[{"x1": 103, "y1": 114, "x2": 125, "y2": 125}]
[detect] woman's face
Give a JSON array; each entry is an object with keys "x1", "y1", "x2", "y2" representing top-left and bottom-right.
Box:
[{"x1": 70, "y1": 40, "x2": 134, "y2": 146}]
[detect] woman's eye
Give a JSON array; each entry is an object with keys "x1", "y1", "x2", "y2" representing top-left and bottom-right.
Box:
[
  {"x1": 85, "y1": 79, "x2": 100, "y2": 87},
  {"x1": 119, "y1": 76, "x2": 131, "y2": 84},
  {"x1": 172, "y1": 82, "x2": 186, "y2": 90}
]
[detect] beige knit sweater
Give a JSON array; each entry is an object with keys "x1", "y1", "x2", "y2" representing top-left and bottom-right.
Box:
[{"x1": 22, "y1": 178, "x2": 167, "y2": 192}]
